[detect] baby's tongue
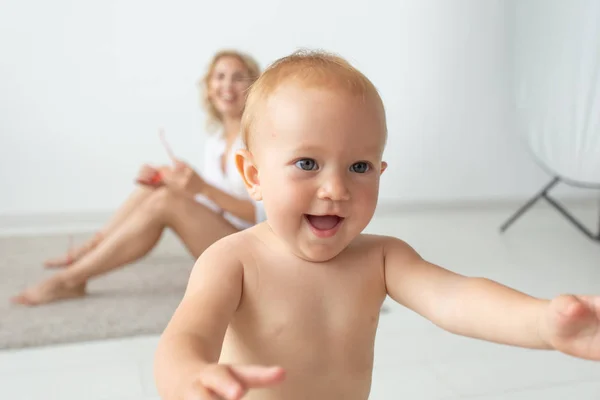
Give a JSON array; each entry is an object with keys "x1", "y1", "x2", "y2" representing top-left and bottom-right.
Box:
[{"x1": 306, "y1": 215, "x2": 340, "y2": 230}]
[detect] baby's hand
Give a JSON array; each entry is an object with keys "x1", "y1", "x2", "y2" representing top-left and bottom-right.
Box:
[
  {"x1": 184, "y1": 364, "x2": 285, "y2": 400},
  {"x1": 540, "y1": 294, "x2": 600, "y2": 360}
]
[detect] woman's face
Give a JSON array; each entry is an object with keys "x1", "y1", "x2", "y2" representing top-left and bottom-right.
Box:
[{"x1": 207, "y1": 56, "x2": 252, "y2": 120}]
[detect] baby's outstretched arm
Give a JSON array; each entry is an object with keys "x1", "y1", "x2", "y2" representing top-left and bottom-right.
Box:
[
  {"x1": 382, "y1": 237, "x2": 600, "y2": 360},
  {"x1": 154, "y1": 239, "x2": 284, "y2": 400}
]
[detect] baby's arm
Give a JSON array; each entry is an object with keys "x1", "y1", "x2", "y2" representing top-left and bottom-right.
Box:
[
  {"x1": 154, "y1": 239, "x2": 243, "y2": 398},
  {"x1": 382, "y1": 237, "x2": 552, "y2": 349},
  {"x1": 153, "y1": 239, "x2": 284, "y2": 399}
]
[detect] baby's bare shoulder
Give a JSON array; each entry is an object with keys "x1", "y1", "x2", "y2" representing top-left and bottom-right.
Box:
[
  {"x1": 349, "y1": 233, "x2": 410, "y2": 251},
  {"x1": 189, "y1": 229, "x2": 256, "y2": 279},
  {"x1": 202, "y1": 227, "x2": 257, "y2": 256},
  {"x1": 200, "y1": 225, "x2": 267, "y2": 266},
  {"x1": 344, "y1": 234, "x2": 417, "y2": 264}
]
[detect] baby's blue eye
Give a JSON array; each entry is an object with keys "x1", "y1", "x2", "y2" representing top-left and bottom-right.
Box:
[
  {"x1": 295, "y1": 159, "x2": 318, "y2": 171},
  {"x1": 350, "y1": 162, "x2": 370, "y2": 173}
]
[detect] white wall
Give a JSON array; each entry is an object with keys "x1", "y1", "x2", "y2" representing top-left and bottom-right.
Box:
[{"x1": 0, "y1": 0, "x2": 584, "y2": 216}]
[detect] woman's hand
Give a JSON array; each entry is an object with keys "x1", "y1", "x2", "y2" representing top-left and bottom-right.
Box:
[
  {"x1": 161, "y1": 160, "x2": 206, "y2": 195},
  {"x1": 136, "y1": 164, "x2": 164, "y2": 186}
]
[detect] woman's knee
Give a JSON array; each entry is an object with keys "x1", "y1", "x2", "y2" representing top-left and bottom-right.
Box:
[{"x1": 143, "y1": 187, "x2": 180, "y2": 215}]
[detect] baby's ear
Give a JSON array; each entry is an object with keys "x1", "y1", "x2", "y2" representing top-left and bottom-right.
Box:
[
  {"x1": 235, "y1": 149, "x2": 262, "y2": 201},
  {"x1": 380, "y1": 161, "x2": 388, "y2": 174}
]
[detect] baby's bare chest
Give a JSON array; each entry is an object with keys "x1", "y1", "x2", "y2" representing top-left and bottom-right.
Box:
[
  {"x1": 218, "y1": 235, "x2": 388, "y2": 399},
  {"x1": 225, "y1": 253, "x2": 386, "y2": 366},
  {"x1": 252, "y1": 254, "x2": 381, "y2": 317}
]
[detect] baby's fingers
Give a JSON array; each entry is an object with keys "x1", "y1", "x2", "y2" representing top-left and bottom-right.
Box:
[
  {"x1": 200, "y1": 366, "x2": 246, "y2": 400},
  {"x1": 230, "y1": 365, "x2": 286, "y2": 388},
  {"x1": 184, "y1": 382, "x2": 222, "y2": 400},
  {"x1": 545, "y1": 294, "x2": 597, "y2": 343}
]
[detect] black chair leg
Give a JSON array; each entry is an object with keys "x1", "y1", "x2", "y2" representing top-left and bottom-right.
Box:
[
  {"x1": 543, "y1": 192, "x2": 597, "y2": 240},
  {"x1": 499, "y1": 177, "x2": 560, "y2": 233},
  {"x1": 500, "y1": 176, "x2": 600, "y2": 242}
]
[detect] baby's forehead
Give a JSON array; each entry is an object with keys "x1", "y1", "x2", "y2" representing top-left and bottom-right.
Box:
[
  {"x1": 253, "y1": 106, "x2": 385, "y2": 153},
  {"x1": 249, "y1": 83, "x2": 384, "y2": 140},
  {"x1": 242, "y1": 63, "x2": 388, "y2": 150},
  {"x1": 258, "y1": 83, "x2": 382, "y2": 126}
]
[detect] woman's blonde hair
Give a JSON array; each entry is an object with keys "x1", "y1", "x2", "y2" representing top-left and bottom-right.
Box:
[{"x1": 198, "y1": 49, "x2": 261, "y2": 133}]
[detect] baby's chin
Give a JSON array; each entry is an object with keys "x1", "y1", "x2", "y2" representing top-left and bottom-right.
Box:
[
  {"x1": 290, "y1": 238, "x2": 352, "y2": 263},
  {"x1": 264, "y1": 219, "x2": 358, "y2": 262}
]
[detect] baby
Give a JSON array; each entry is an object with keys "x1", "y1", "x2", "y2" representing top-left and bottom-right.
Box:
[{"x1": 154, "y1": 50, "x2": 600, "y2": 400}]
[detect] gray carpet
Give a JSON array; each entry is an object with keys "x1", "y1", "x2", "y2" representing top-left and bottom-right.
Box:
[{"x1": 0, "y1": 232, "x2": 194, "y2": 350}]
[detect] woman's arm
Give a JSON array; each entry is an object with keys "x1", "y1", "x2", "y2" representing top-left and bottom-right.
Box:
[
  {"x1": 202, "y1": 183, "x2": 256, "y2": 225},
  {"x1": 161, "y1": 161, "x2": 258, "y2": 225}
]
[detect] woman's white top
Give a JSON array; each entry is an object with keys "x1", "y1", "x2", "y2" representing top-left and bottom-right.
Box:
[{"x1": 194, "y1": 133, "x2": 266, "y2": 230}]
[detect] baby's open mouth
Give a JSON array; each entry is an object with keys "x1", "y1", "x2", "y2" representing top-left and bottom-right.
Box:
[{"x1": 305, "y1": 214, "x2": 344, "y2": 231}]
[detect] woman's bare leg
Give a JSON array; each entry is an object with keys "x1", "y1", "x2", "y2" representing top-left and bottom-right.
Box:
[
  {"x1": 44, "y1": 185, "x2": 156, "y2": 267},
  {"x1": 13, "y1": 188, "x2": 238, "y2": 306}
]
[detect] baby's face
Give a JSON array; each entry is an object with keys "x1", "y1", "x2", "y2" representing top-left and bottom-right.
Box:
[{"x1": 252, "y1": 83, "x2": 387, "y2": 262}]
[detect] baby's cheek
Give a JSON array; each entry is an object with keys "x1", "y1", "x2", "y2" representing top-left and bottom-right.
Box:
[
  {"x1": 280, "y1": 186, "x2": 306, "y2": 207},
  {"x1": 265, "y1": 183, "x2": 298, "y2": 209},
  {"x1": 355, "y1": 187, "x2": 378, "y2": 208}
]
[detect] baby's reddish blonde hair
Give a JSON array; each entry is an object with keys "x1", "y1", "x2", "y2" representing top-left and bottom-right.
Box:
[{"x1": 240, "y1": 49, "x2": 386, "y2": 149}]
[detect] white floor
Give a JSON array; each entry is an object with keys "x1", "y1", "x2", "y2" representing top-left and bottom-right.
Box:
[{"x1": 2, "y1": 203, "x2": 600, "y2": 399}]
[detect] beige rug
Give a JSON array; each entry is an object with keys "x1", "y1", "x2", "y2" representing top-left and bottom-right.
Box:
[{"x1": 0, "y1": 232, "x2": 194, "y2": 350}]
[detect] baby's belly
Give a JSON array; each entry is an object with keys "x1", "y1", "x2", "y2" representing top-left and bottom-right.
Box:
[
  {"x1": 239, "y1": 377, "x2": 372, "y2": 400},
  {"x1": 220, "y1": 346, "x2": 374, "y2": 400},
  {"x1": 219, "y1": 311, "x2": 379, "y2": 400}
]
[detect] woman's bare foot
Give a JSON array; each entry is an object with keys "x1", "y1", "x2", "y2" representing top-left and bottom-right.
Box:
[
  {"x1": 11, "y1": 275, "x2": 87, "y2": 306},
  {"x1": 43, "y1": 251, "x2": 77, "y2": 268},
  {"x1": 44, "y1": 233, "x2": 103, "y2": 268}
]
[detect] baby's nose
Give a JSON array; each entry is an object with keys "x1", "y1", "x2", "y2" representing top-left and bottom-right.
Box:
[{"x1": 317, "y1": 175, "x2": 351, "y2": 201}]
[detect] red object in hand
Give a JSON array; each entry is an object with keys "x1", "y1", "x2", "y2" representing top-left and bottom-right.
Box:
[
  {"x1": 150, "y1": 171, "x2": 162, "y2": 184},
  {"x1": 137, "y1": 170, "x2": 163, "y2": 186}
]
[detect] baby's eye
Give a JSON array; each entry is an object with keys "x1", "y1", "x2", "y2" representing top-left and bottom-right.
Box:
[
  {"x1": 295, "y1": 159, "x2": 318, "y2": 171},
  {"x1": 350, "y1": 162, "x2": 370, "y2": 173}
]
